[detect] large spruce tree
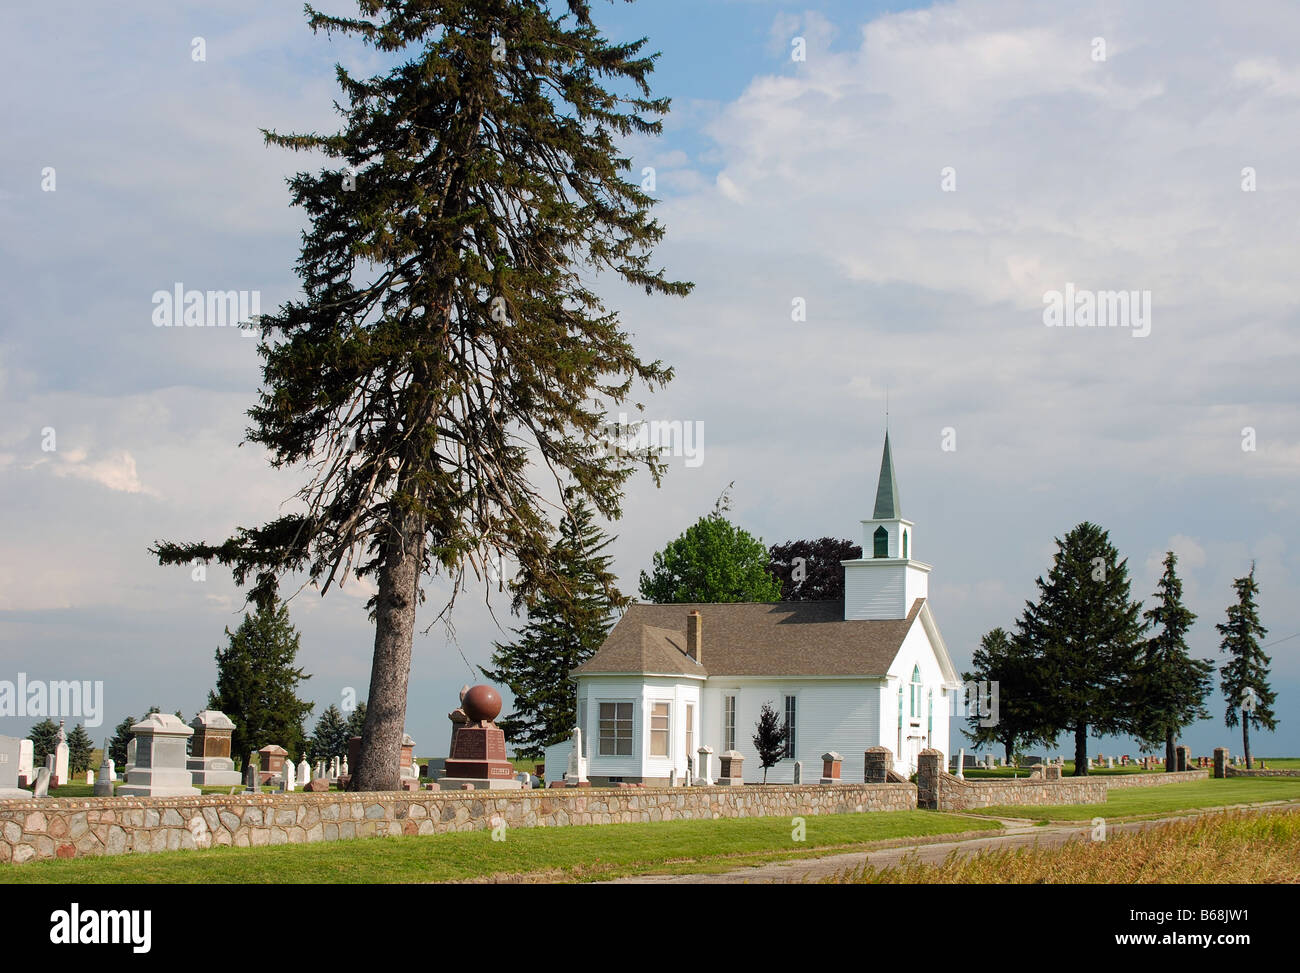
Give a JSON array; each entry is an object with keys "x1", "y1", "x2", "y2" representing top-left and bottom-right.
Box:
[
  {"x1": 1136, "y1": 551, "x2": 1213, "y2": 771},
  {"x1": 1217, "y1": 565, "x2": 1277, "y2": 768},
  {"x1": 1017, "y1": 522, "x2": 1146, "y2": 776},
  {"x1": 961, "y1": 627, "x2": 1055, "y2": 764},
  {"x1": 208, "y1": 600, "x2": 314, "y2": 770},
  {"x1": 480, "y1": 491, "x2": 628, "y2": 757},
  {"x1": 66, "y1": 724, "x2": 94, "y2": 775},
  {"x1": 151, "y1": 0, "x2": 689, "y2": 790}
]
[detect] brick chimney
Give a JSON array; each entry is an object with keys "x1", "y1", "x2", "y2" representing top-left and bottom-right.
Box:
[{"x1": 686, "y1": 611, "x2": 702, "y2": 664}]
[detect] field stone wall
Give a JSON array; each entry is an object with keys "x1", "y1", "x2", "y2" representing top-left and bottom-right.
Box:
[{"x1": 0, "y1": 782, "x2": 917, "y2": 865}]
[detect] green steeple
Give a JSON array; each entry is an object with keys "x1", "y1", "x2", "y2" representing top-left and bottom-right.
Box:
[{"x1": 872, "y1": 432, "x2": 900, "y2": 519}]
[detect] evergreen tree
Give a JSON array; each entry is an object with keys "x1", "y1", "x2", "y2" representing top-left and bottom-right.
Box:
[
  {"x1": 641, "y1": 488, "x2": 782, "y2": 603},
  {"x1": 28, "y1": 718, "x2": 59, "y2": 766},
  {"x1": 346, "y1": 701, "x2": 367, "y2": 742},
  {"x1": 152, "y1": 0, "x2": 689, "y2": 790},
  {"x1": 751, "y1": 702, "x2": 788, "y2": 783},
  {"x1": 481, "y1": 491, "x2": 629, "y2": 757},
  {"x1": 309, "y1": 705, "x2": 351, "y2": 763},
  {"x1": 66, "y1": 724, "x2": 94, "y2": 775},
  {"x1": 960, "y1": 627, "x2": 1056, "y2": 764},
  {"x1": 1017, "y1": 522, "x2": 1147, "y2": 776},
  {"x1": 768, "y1": 538, "x2": 861, "y2": 601},
  {"x1": 1136, "y1": 552, "x2": 1213, "y2": 771},
  {"x1": 208, "y1": 599, "x2": 314, "y2": 770},
  {"x1": 1217, "y1": 565, "x2": 1277, "y2": 769}
]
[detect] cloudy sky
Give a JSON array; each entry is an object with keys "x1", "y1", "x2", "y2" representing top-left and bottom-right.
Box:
[{"x1": 2, "y1": 0, "x2": 1297, "y2": 759}]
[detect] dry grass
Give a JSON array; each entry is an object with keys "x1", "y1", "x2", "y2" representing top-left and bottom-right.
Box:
[{"x1": 830, "y1": 808, "x2": 1300, "y2": 884}]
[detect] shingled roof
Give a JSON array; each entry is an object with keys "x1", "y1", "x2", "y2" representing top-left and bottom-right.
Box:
[{"x1": 572, "y1": 598, "x2": 925, "y2": 679}]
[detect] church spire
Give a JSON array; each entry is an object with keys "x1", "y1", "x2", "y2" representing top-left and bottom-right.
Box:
[{"x1": 872, "y1": 432, "x2": 900, "y2": 519}]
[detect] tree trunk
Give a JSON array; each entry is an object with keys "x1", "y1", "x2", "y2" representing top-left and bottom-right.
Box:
[
  {"x1": 1004, "y1": 741, "x2": 1013, "y2": 766},
  {"x1": 1243, "y1": 715, "x2": 1252, "y2": 770},
  {"x1": 1073, "y1": 724, "x2": 1088, "y2": 776},
  {"x1": 352, "y1": 502, "x2": 425, "y2": 791},
  {"x1": 1165, "y1": 729, "x2": 1175, "y2": 773}
]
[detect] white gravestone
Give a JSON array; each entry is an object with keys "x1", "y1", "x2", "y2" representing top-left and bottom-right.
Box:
[
  {"x1": 297, "y1": 757, "x2": 311, "y2": 785},
  {"x1": 116, "y1": 713, "x2": 200, "y2": 797},
  {"x1": 17, "y1": 739, "x2": 34, "y2": 787},
  {"x1": 281, "y1": 759, "x2": 296, "y2": 792},
  {"x1": 0, "y1": 734, "x2": 32, "y2": 797},
  {"x1": 341, "y1": 756, "x2": 349, "y2": 776},
  {"x1": 694, "y1": 745, "x2": 714, "y2": 786},
  {"x1": 33, "y1": 766, "x2": 51, "y2": 798},
  {"x1": 53, "y1": 721, "x2": 69, "y2": 787},
  {"x1": 565, "y1": 727, "x2": 588, "y2": 785}
]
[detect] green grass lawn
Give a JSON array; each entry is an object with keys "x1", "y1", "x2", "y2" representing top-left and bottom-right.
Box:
[
  {"x1": 0, "y1": 810, "x2": 996, "y2": 884},
  {"x1": 969, "y1": 776, "x2": 1300, "y2": 821}
]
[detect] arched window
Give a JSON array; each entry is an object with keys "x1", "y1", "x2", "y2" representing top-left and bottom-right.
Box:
[
  {"x1": 873, "y1": 525, "x2": 889, "y2": 558},
  {"x1": 910, "y1": 665, "x2": 921, "y2": 717},
  {"x1": 902, "y1": 530, "x2": 908, "y2": 559}
]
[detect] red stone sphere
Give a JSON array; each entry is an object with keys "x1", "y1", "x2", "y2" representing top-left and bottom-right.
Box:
[{"x1": 462, "y1": 685, "x2": 502, "y2": 723}]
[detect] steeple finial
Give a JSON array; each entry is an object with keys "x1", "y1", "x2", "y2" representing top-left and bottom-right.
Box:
[{"x1": 872, "y1": 431, "x2": 900, "y2": 519}]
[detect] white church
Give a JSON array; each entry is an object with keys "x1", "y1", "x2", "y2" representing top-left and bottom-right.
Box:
[{"x1": 546, "y1": 434, "x2": 961, "y2": 785}]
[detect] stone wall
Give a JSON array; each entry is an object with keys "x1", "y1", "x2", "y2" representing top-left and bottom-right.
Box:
[
  {"x1": 1224, "y1": 767, "x2": 1300, "y2": 778},
  {"x1": 1100, "y1": 769, "x2": 1208, "y2": 788},
  {"x1": 0, "y1": 782, "x2": 917, "y2": 865},
  {"x1": 916, "y1": 750, "x2": 1106, "y2": 810}
]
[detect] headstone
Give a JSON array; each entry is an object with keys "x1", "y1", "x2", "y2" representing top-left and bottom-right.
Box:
[
  {"x1": 305, "y1": 778, "x2": 330, "y2": 792},
  {"x1": 245, "y1": 754, "x2": 261, "y2": 793},
  {"x1": 400, "y1": 734, "x2": 417, "y2": 779},
  {"x1": 438, "y1": 685, "x2": 523, "y2": 790},
  {"x1": 53, "y1": 721, "x2": 69, "y2": 787},
  {"x1": 515, "y1": 772, "x2": 531, "y2": 788},
  {"x1": 297, "y1": 756, "x2": 311, "y2": 786},
  {"x1": 955, "y1": 747, "x2": 965, "y2": 779},
  {"x1": 341, "y1": 756, "x2": 349, "y2": 776},
  {"x1": 792, "y1": 761, "x2": 802, "y2": 784},
  {"x1": 17, "y1": 739, "x2": 33, "y2": 787},
  {"x1": 0, "y1": 735, "x2": 32, "y2": 797},
  {"x1": 694, "y1": 745, "x2": 714, "y2": 786},
  {"x1": 125, "y1": 736, "x2": 137, "y2": 773},
  {"x1": 33, "y1": 766, "x2": 50, "y2": 798},
  {"x1": 717, "y1": 750, "x2": 744, "y2": 785},
  {"x1": 188, "y1": 710, "x2": 242, "y2": 787},
  {"x1": 94, "y1": 744, "x2": 115, "y2": 797},
  {"x1": 668, "y1": 768, "x2": 676, "y2": 787},
  {"x1": 564, "y1": 727, "x2": 589, "y2": 786},
  {"x1": 819, "y1": 751, "x2": 843, "y2": 785},
  {"x1": 426, "y1": 757, "x2": 446, "y2": 781},
  {"x1": 281, "y1": 758, "x2": 296, "y2": 792},
  {"x1": 86, "y1": 770, "x2": 95, "y2": 785},
  {"x1": 330, "y1": 756, "x2": 339, "y2": 779},
  {"x1": 258, "y1": 744, "x2": 289, "y2": 785},
  {"x1": 107, "y1": 759, "x2": 116, "y2": 782},
  {"x1": 117, "y1": 713, "x2": 200, "y2": 797}
]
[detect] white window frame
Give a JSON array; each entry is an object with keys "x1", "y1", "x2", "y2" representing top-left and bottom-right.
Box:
[
  {"x1": 723, "y1": 694, "x2": 736, "y2": 752},
  {"x1": 648, "y1": 700, "x2": 671, "y2": 759},
  {"x1": 598, "y1": 700, "x2": 635, "y2": 757},
  {"x1": 783, "y1": 693, "x2": 797, "y2": 759}
]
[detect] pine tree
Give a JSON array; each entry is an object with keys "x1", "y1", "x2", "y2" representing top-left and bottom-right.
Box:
[
  {"x1": 961, "y1": 627, "x2": 1055, "y2": 764},
  {"x1": 1136, "y1": 552, "x2": 1213, "y2": 771},
  {"x1": 1017, "y1": 522, "x2": 1147, "y2": 776},
  {"x1": 752, "y1": 702, "x2": 788, "y2": 783},
  {"x1": 208, "y1": 599, "x2": 314, "y2": 770},
  {"x1": 28, "y1": 718, "x2": 59, "y2": 766},
  {"x1": 346, "y1": 701, "x2": 367, "y2": 742},
  {"x1": 309, "y1": 705, "x2": 352, "y2": 763},
  {"x1": 151, "y1": 0, "x2": 689, "y2": 791},
  {"x1": 1217, "y1": 564, "x2": 1277, "y2": 769},
  {"x1": 641, "y1": 488, "x2": 782, "y2": 603},
  {"x1": 65, "y1": 724, "x2": 94, "y2": 775},
  {"x1": 768, "y1": 538, "x2": 861, "y2": 601},
  {"x1": 480, "y1": 491, "x2": 628, "y2": 757}
]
